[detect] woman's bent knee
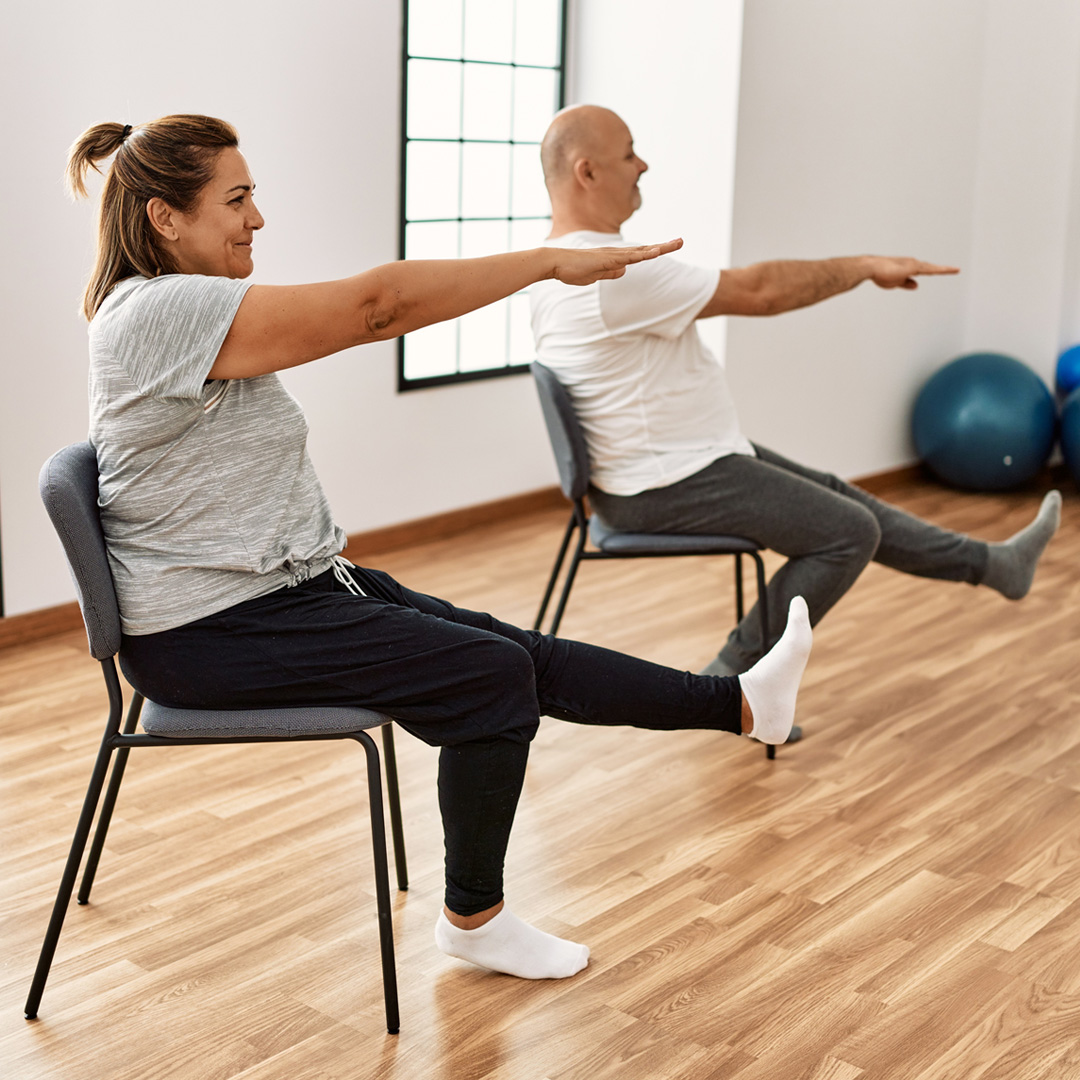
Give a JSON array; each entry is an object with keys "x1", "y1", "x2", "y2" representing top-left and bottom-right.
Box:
[{"x1": 461, "y1": 638, "x2": 541, "y2": 744}]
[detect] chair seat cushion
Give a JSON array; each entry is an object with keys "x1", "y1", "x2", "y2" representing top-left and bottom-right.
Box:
[
  {"x1": 589, "y1": 516, "x2": 762, "y2": 556},
  {"x1": 141, "y1": 700, "x2": 391, "y2": 738}
]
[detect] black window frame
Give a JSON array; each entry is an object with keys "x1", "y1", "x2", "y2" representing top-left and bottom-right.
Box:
[{"x1": 397, "y1": 0, "x2": 569, "y2": 392}]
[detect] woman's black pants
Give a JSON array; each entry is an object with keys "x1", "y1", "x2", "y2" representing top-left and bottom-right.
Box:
[{"x1": 120, "y1": 564, "x2": 743, "y2": 915}]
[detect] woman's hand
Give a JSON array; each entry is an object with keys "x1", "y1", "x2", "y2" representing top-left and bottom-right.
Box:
[{"x1": 548, "y1": 239, "x2": 684, "y2": 286}]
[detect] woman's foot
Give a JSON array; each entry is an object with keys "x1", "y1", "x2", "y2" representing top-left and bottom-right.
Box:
[
  {"x1": 738, "y1": 596, "x2": 813, "y2": 745},
  {"x1": 435, "y1": 906, "x2": 589, "y2": 979}
]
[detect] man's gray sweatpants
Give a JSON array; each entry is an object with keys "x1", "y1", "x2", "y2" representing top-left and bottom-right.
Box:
[{"x1": 588, "y1": 444, "x2": 990, "y2": 672}]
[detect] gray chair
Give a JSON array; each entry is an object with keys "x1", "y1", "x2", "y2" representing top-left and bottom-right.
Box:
[
  {"x1": 530, "y1": 362, "x2": 785, "y2": 759},
  {"x1": 25, "y1": 442, "x2": 407, "y2": 1034}
]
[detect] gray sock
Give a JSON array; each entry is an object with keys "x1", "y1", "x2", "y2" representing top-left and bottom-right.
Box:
[{"x1": 982, "y1": 490, "x2": 1061, "y2": 600}]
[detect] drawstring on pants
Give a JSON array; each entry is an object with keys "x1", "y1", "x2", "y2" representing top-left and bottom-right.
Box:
[{"x1": 331, "y1": 555, "x2": 367, "y2": 596}]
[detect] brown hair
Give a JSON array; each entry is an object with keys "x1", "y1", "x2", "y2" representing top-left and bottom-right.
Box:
[{"x1": 66, "y1": 114, "x2": 239, "y2": 319}]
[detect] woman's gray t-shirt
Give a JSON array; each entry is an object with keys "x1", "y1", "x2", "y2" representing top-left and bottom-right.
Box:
[{"x1": 89, "y1": 274, "x2": 346, "y2": 635}]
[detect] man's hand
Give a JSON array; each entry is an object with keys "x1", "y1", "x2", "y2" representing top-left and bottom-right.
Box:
[
  {"x1": 700, "y1": 254, "x2": 960, "y2": 319},
  {"x1": 865, "y1": 256, "x2": 959, "y2": 291},
  {"x1": 550, "y1": 238, "x2": 683, "y2": 286}
]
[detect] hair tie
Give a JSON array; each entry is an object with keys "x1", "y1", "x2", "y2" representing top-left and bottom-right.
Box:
[{"x1": 121, "y1": 124, "x2": 132, "y2": 142}]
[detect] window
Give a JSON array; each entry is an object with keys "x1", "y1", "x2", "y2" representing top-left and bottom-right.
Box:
[{"x1": 399, "y1": 0, "x2": 567, "y2": 390}]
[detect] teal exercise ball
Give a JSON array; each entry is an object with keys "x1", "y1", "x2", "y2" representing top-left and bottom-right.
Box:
[
  {"x1": 912, "y1": 352, "x2": 1056, "y2": 491},
  {"x1": 1056, "y1": 343, "x2": 1080, "y2": 398},
  {"x1": 1061, "y1": 387, "x2": 1080, "y2": 487}
]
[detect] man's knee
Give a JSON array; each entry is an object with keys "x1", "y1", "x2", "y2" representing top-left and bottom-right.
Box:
[
  {"x1": 809, "y1": 501, "x2": 881, "y2": 567},
  {"x1": 845, "y1": 504, "x2": 882, "y2": 562}
]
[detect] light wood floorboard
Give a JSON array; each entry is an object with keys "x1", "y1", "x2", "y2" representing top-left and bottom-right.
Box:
[{"x1": 3, "y1": 475, "x2": 1080, "y2": 1079}]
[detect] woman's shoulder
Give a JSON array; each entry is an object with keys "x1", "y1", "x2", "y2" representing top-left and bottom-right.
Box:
[
  {"x1": 93, "y1": 274, "x2": 250, "y2": 338},
  {"x1": 93, "y1": 274, "x2": 183, "y2": 330},
  {"x1": 98, "y1": 272, "x2": 234, "y2": 310}
]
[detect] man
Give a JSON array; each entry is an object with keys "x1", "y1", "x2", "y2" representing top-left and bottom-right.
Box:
[{"x1": 530, "y1": 104, "x2": 1061, "y2": 682}]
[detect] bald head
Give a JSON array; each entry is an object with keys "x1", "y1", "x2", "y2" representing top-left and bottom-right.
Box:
[
  {"x1": 540, "y1": 105, "x2": 629, "y2": 189},
  {"x1": 541, "y1": 106, "x2": 648, "y2": 234}
]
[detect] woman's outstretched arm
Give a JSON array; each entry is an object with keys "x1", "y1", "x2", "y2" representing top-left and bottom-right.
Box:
[{"x1": 210, "y1": 240, "x2": 682, "y2": 379}]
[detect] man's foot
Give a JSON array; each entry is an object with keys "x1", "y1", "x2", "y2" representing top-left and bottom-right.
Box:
[
  {"x1": 435, "y1": 907, "x2": 589, "y2": 979},
  {"x1": 983, "y1": 490, "x2": 1061, "y2": 600},
  {"x1": 738, "y1": 597, "x2": 813, "y2": 745}
]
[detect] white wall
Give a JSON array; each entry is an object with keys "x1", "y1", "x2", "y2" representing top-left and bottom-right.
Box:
[
  {"x1": 726, "y1": 0, "x2": 984, "y2": 476},
  {"x1": 727, "y1": 0, "x2": 1080, "y2": 477},
  {"x1": 0, "y1": 0, "x2": 557, "y2": 617},
  {"x1": 964, "y1": 0, "x2": 1080, "y2": 364}
]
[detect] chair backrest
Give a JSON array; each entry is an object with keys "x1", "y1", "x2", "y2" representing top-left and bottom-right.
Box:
[
  {"x1": 39, "y1": 442, "x2": 122, "y2": 661},
  {"x1": 530, "y1": 362, "x2": 591, "y2": 502}
]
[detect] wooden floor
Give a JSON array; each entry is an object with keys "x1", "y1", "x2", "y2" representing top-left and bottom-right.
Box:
[{"x1": 3, "y1": 473, "x2": 1080, "y2": 1079}]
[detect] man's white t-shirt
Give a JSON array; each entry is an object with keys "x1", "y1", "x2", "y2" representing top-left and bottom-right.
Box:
[{"x1": 529, "y1": 230, "x2": 754, "y2": 497}]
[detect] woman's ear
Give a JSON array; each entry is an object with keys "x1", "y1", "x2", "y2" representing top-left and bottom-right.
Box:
[{"x1": 146, "y1": 197, "x2": 179, "y2": 242}]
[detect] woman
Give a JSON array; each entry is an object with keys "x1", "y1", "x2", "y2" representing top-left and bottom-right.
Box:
[{"x1": 69, "y1": 114, "x2": 811, "y2": 981}]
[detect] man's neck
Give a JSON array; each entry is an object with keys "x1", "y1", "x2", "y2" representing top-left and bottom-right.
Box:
[{"x1": 548, "y1": 209, "x2": 624, "y2": 239}]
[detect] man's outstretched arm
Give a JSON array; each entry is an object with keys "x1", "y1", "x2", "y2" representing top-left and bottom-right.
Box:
[{"x1": 697, "y1": 256, "x2": 959, "y2": 319}]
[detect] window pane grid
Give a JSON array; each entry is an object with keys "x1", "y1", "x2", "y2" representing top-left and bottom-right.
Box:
[
  {"x1": 410, "y1": 55, "x2": 559, "y2": 72},
  {"x1": 408, "y1": 140, "x2": 543, "y2": 152},
  {"x1": 400, "y1": 0, "x2": 566, "y2": 390},
  {"x1": 407, "y1": 216, "x2": 551, "y2": 224}
]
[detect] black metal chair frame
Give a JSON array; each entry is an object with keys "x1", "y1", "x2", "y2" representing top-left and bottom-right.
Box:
[
  {"x1": 530, "y1": 362, "x2": 777, "y2": 759},
  {"x1": 25, "y1": 443, "x2": 408, "y2": 1034},
  {"x1": 534, "y1": 496, "x2": 770, "y2": 647}
]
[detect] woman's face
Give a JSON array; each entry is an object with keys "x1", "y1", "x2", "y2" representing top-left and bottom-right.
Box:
[{"x1": 162, "y1": 147, "x2": 264, "y2": 278}]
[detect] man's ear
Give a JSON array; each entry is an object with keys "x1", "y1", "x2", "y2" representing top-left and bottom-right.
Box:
[
  {"x1": 571, "y1": 157, "x2": 595, "y2": 190},
  {"x1": 146, "y1": 197, "x2": 180, "y2": 242}
]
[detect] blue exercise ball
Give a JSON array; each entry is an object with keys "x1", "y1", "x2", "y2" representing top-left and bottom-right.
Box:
[
  {"x1": 1057, "y1": 343, "x2": 1080, "y2": 398},
  {"x1": 1061, "y1": 387, "x2": 1080, "y2": 487},
  {"x1": 912, "y1": 352, "x2": 1056, "y2": 491}
]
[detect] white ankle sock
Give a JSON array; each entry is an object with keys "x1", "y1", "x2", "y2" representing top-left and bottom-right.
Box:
[
  {"x1": 983, "y1": 490, "x2": 1061, "y2": 600},
  {"x1": 435, "y1": 907, "x2": 589, "y2": 979},
  {"x1": 738, "y1": 596, "x2": 813, "y2": 745}
]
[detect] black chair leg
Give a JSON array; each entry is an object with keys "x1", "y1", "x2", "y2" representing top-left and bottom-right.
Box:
[
  {"x1": 547, "y1": 526, "x2": 588, "y2": 637},
  {"x1": 25, "y1": 731, "x2": 118, "y2": 1019},
  {"x1": 734, "y1": 553, "x2": 745, "y2": 622},
  {"x1": 79, "y1": 694, "x2": 144, "y2": 904},
  {"x1": 356, "y1": 731, "x2": 399, "y2": 1035},
  {"x1": 534, "y1": 514, "x2": 577, "y2": 631},
  {"x1": 748, "y1": 553, "x2": 777, "y2": 760},
  {"x1": 754, "y1": 553, "x2": 769, "y2": 658},
  {"x1": 380, "y1": 724, "x2": 408, "y2": 892}
]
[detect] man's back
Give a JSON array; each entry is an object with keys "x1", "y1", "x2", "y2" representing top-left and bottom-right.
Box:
[{"x1": 530, "y1": 230, "x2": 753, "y2": 496}]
